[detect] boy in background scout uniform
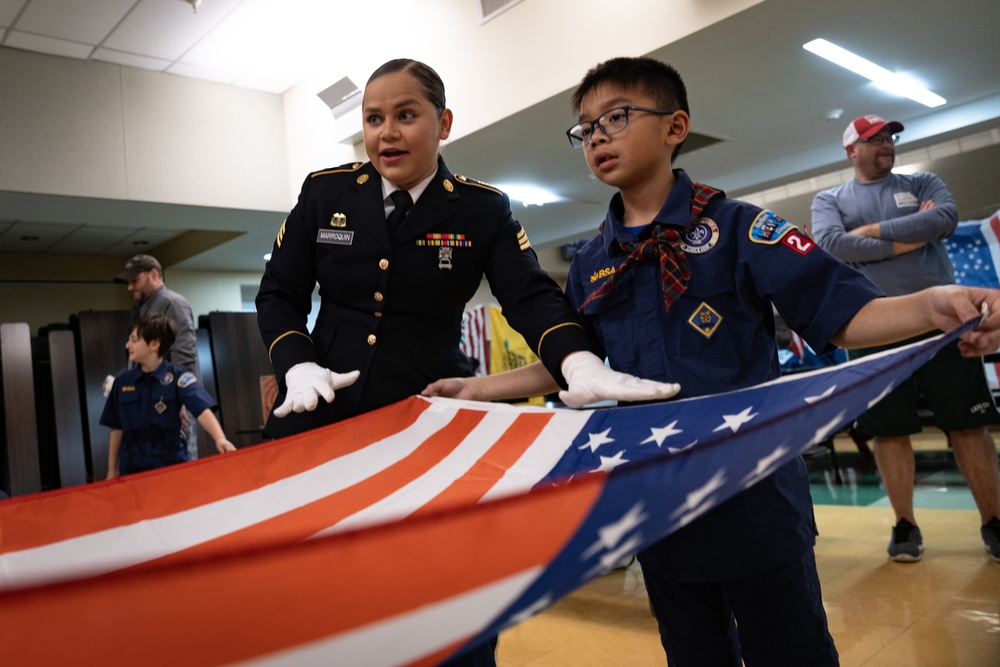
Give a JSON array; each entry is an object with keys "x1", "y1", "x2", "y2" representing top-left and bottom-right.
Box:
[{"x1": 101, "y1": 313, "x2": 235, "y2": 478}]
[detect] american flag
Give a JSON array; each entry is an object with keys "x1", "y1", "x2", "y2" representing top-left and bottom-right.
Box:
[
  {"x1": 0, "y1": 321, "x2": 975, "y2": 666},
  {"x1": 460, "y1": 304, "x2": 490, "y2": 377},
  {"x1": 944, "y1": 211, "x2": 1000, "y2": 289}
]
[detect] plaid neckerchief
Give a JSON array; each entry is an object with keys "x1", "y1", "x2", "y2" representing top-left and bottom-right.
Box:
[{"x1": 579, "y1": 182, "x2": 722, "y2": 313}]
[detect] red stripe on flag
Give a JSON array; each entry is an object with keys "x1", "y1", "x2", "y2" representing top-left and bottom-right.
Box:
[
  {"x1": 412, "y1": 411, "x2": 554, "y2": 517},
  {"x1": 0, "y1": 469, "x2": 604, "y2": 666},
  {"x1": 0, "y1": 398, "x2": 431, "y2": 553},
  {"x1": 111, "y1": 404, "x2": 490, "y2": 575}
]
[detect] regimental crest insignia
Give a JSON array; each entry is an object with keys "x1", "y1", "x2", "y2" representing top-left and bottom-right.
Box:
[
  {"x1": 438, "y1": 247, "x2": 453, "y2": 270},
  {"x1": 330, "y1": 213, "x2": 347, "y2": 228}
]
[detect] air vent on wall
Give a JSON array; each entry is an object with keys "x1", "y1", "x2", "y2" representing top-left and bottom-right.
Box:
[{"x1": 480, "y1": 0, "x2": 525, "y2": 23}]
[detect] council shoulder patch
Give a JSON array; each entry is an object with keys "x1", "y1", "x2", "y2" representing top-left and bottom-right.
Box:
[
  {"x1": 749, "y1": 210, "x2": 795, "y2": 244},
  {"x1": 177, "y1": 372, "x2": 198, "y2": 388}
]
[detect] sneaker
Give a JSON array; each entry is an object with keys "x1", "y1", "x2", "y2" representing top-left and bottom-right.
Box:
[
  {"x1": 887, "y1": 519, "x2": 924, "y2": 562},
  {"x1": 982, "y1": 517, "x2": 1000, "y2": 562}
]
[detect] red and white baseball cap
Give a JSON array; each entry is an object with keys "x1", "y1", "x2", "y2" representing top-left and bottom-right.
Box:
[{"x1": 843, "y1": 115, "x2": 905, "y2": 147}]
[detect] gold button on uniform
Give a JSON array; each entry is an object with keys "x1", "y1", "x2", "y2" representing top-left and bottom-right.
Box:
[
  {"x1": 374, "y1": 292, "x2": 384, "y2": 302},
  {"x1": 374, "y1": 311, "x2": 382, "y2": 318},
  {"x1": 379, "y1": 259, "x2": 389, "y2": 270},
  {"x1": 367, "y1": 334, "x2": 376, "y2": 345}
]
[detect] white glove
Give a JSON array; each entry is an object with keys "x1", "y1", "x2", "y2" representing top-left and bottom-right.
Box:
[
  {"x1": 102, "y1": 375, "x2": 116, "y2": 398},
  {"x1": 558, "y1": 351, "x2": 680, "y2": 408},
  {"x1": 273, "y1": 362, "x2": 360, "y2": 417}
]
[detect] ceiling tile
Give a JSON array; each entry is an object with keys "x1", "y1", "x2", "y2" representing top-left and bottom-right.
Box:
[
  {"x1": 92, "y1": 46, "x2": 170, "y2": 71},
  {"x1": 103, "y1": 0, "x2": 241, "y2": 61},
  {"x1": 166, "y1": 61, "x2": 239, "y2": 85},
  {"x1": 0, "y1": 0, "x2": 27, "y2": 28},
  {"x1": 15, "y1": 0, "x2": 136, "y2": 45},
  {"x1": 0, "y1": 220, "x2": 80, "y2": 251},
  {"x1": 4, "y1": 30, "x2": 93, "y2": 58},
  {"x1": 100, "y1": 228, "x2": 183, "y2": 255}
]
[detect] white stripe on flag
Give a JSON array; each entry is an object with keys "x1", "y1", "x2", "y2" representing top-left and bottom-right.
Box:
[
  {"x1": 237, "y1": 568, "x2": 543, "y2": 667},
  {"x1": 0, "y1": 402, "x2": 464, "y2": 591}
]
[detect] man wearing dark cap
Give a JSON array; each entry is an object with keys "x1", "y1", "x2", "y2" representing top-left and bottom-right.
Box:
[
  {"x1": 811, "y1": 115, "x2": 1000, "y2": 563},
  {"x1": 114, "y1": 254, "x2": 203, "y2": 460}
]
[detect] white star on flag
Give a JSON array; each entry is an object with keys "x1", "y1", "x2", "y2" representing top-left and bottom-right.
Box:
[
  {"x1": 506, "y1": 595, "x2": 553, "y2": 626},
  {"x1": 811, "y1": 411, "x2": 847, "y2": 444},
  {"x1": 580, "y1": 428, "x2": 614, "y2": 453},
  {"x1": 868, "y1": 383, "x2": 895, "y2": 409},
  {"x1": 670, "y1": 468, "x2": 726, "y2": 519},
  {"x1": 804, "y1": 385, "x2": 836, "y2": 404},
  {"x1": 590, "y1": 534, "x2": 644, "y2": 576},
  {"x1": 666, "y1": 440, "x2": 699, "y2": 455},
  {"x1": 591, "y1": 450, "x2": 628, "y2": 473},
  {"x1": 583, "y1": 503, "x2": 648, "y2": 558},
  {"x1": 741, "y1": 444, "x2": 791, "y2": 487},
  {"x1": 641, "y1": 421, "x2": 683, "y2": 446},
  {"x1": 713, "y1": 406, "x2": 758, "y2": 433}
]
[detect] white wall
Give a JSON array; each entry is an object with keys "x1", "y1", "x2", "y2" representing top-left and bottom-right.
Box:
[{"x1": 280, "y1": 0, "x2": 763, "y2": 180}]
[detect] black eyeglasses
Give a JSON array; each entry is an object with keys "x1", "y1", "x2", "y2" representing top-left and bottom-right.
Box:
[
  {"x1": 856, "y1": 134, "x2": 899, "y2": 146},
  {"x1": 566, "y1": 106, "x2": 676, "y2": 148}
]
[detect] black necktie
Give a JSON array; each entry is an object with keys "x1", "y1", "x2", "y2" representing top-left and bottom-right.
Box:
[{"x1": 386, "y1": 190, "x2": 413, "y2": 238}]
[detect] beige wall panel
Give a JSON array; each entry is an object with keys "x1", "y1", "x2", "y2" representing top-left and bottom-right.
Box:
[
  {"x1": 120, "y1": 68, "x2": 289, "y2": 211},
  {"x1": 0, "y1": 47, "x2": 128, "y2": 199}
]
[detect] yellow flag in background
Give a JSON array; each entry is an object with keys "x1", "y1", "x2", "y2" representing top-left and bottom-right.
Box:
[{"x1": 487, "y1": 306, "x2": 544, "y2": 405}]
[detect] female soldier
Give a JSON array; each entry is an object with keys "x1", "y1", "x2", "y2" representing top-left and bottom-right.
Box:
[
  {"x1": 257, "y1": 58, "x2": 676, "y2": 436},
  {"x1": 255, "y1": 60, "x2": 677, "y2": 664}
]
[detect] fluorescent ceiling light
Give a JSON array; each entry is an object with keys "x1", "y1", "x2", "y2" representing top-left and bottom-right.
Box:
[
  {"x1": 494, "y1": 183, "x2": 561, "y2": 206},
  {"x1": 803, "y1": 39, "x2": 946, "y2": 108}
]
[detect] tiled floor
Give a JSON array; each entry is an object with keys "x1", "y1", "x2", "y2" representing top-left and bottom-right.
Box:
[{"x1": 497, "y1": 430, "x2": 1000, "y2": 666}]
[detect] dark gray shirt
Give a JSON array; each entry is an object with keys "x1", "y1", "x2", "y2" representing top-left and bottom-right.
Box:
[{"x1": 136, "y1": 285, "x2": 200, "y2": 378}]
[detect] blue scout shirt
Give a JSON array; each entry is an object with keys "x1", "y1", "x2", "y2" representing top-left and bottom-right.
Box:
[
  {"x1": 566, "y1": 169, "x2": 883, "y2": 581},
  {"x1": 100, "y1": 360, "x2": 216, "y2": 475}
]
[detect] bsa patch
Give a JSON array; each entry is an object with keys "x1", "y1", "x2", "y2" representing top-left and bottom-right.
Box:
[
  {"x1": 155, "y1": 399, "x2": 167, "y2": 414},
  {"x1": 317, "y1": 229, "x2": 354, "y2": 246},
  {"x1": 590, "y1": 266, "x2": 616, "y2": 283},
  {"x1": 680, "y1": 217, "x2": 720, "y2": 254},
  {"x1": 178, "y1": 372, "x2": 197, "y2": 388},
  {"x1": 160, "y1": 372, "x2": 174, "y2": 386},
  {"x1": 688, "y1": 302, "x2": 722, "y2": 338},
  {"x1": 781, "y1": 230, "x2": 817, "y2": 255},
  {"x1": 749, "y1": 210, "x2": 794, "y2": 244}
]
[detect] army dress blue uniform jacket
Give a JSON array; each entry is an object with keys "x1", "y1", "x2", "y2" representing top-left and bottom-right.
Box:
[
  {"x1": 566, "y1": 169, "x2": 884, "y2": 581},
  {"x1": 100, "y1": 360, "x2": 216, "y2": 475},
  {"x1": 257, "y1": 157, "x2": 595, "y2": 438}
]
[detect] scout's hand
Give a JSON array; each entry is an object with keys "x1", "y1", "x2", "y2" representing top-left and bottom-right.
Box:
[
  {"x1": 274, "y1": 362, "x2": 360, "y2": 417},
  {"x1": 559, "y1": 351, "x2": 680, "y2": 408}
]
